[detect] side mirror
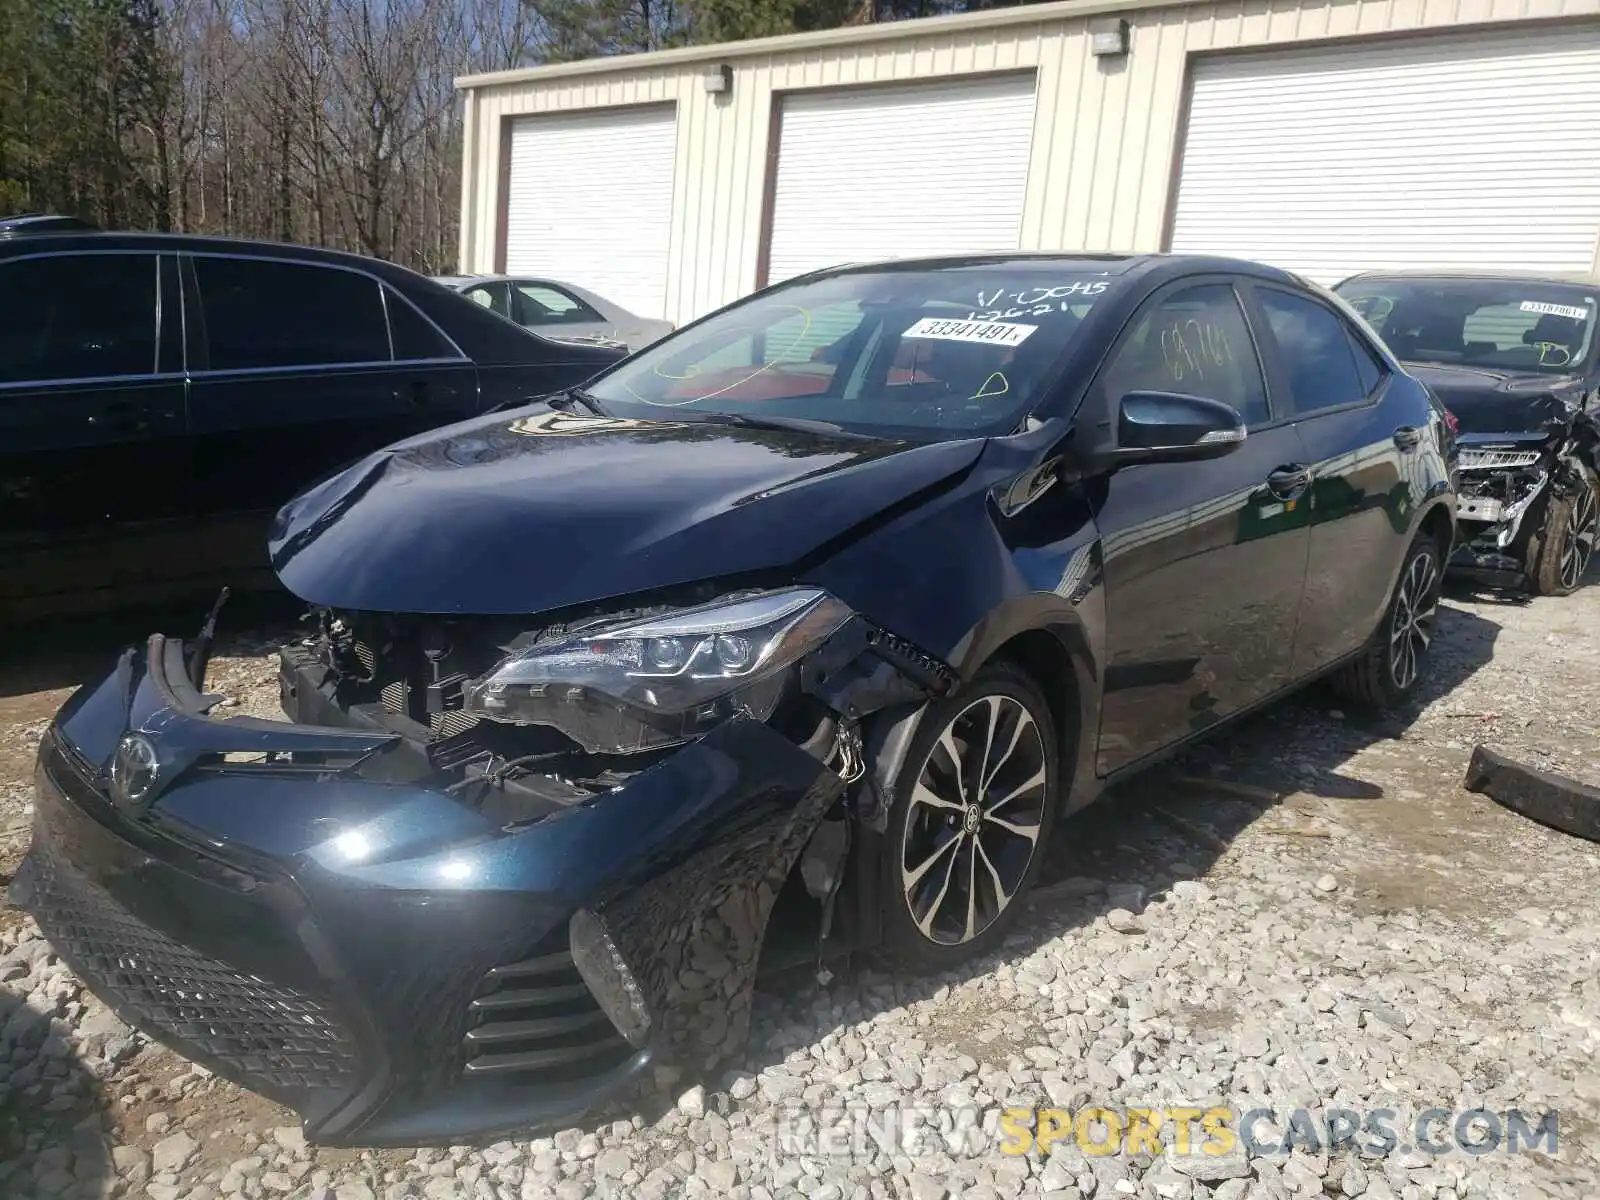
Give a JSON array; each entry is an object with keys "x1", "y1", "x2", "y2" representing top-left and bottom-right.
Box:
[{"x1": 1115, "y1": 390, "x2": 1246, "y2": 464}]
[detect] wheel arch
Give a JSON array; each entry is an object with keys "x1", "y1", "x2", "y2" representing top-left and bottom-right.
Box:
[
  {"x1": 1416, "y1": 497, "x2": 1455, "y2": 558},
  {"x1": 859, "y1": 594, "x2": 1103, "y2": 836}
]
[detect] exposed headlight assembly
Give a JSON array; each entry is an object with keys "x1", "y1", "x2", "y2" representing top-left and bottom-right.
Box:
[{"x1": 462, "y1": 588, "x2": 852, "y2": 754}]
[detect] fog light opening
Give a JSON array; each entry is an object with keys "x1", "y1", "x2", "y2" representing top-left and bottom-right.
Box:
[{"x1": 568, "y1": 908, "x2": 652, "y2": 1048}]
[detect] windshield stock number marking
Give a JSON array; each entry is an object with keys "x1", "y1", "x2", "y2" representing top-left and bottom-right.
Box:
[
  {"x1": 903, "y1": 318, "x2": 1038, "y2": 348},
  {"x1": 1519, "y1": 300, "x2": 1590, "y2": 322},
  {"x1": 968, "y1": 280, "x2": 1109, "y2": 322}
]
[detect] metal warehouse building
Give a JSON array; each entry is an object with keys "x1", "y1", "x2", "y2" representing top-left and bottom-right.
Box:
[{"x1": 454, "y1": 0, "x2": 1600, "y2": 328}]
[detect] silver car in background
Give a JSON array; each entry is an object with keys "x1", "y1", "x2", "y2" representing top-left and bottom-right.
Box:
[{"x1": 433, "y1": 274, "x2": 675, "y2": 353}]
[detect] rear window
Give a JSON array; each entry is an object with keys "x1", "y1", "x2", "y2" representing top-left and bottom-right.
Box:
[
  {"x1": 589, "y1": 268, "x2": 1118, "y2": 438},
  {"x1": 1336, "y1": 277, "x2": 1598, "y2": 374}
]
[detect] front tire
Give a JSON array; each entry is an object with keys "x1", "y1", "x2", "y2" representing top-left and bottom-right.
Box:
[
  {"x1": 1330, "y1": 531, "x2": 1442, "y2": 709},
  {"x1": 1530, "y1": 486, "x2": 1598, "y2": 597},
  {"x1": 879, "y1": 662, "x2": 1059, "y2": 973}
]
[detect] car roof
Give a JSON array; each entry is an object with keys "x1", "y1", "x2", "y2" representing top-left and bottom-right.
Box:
[
  {"x1": 794, "y1": 251, "x2": 1307, "y2": 288},
  {"x1": 1338, "y1": 267, "x2": 1600, "y2": 288},
  {"x1": 434, "y1": 273, "x2": 576, "y2": 288},
  {"x1": 0, "y1": 229, "x2": 433, "y2": 282},
  {"x1": 0, "y1": 213, "x2": 97, "y2": 238}
]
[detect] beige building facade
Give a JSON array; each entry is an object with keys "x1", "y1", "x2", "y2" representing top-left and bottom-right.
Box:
[{"x1": 455, "y1": 0, "x2": 1600, "y2": 327}]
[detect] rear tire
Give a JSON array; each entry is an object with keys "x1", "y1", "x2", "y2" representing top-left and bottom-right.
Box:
[
  {"x1": 1530, "y1": 486, "x2": 1598, "y2": 597},
  {"x1": 879, "y1": 662, "x2": 1059, "y2": 974},
  {"x1": 1330, "y1": 531, "x2": 1442, "y2": 709}
]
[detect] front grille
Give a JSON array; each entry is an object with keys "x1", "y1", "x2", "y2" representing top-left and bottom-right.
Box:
[
  {"x1": 1458, "y1": 448, "x2": 1542, "y2": 470},
  {"x1": 462, "y1": 931, "x2": 632, "y2": 1083},
  {"x1": 352, "y1": 637, "x2": 380, "y2": 676},
  {"x1": 25, "y1": 844, "x2": 360, "y2": 1096},
  {"x1": 430, "y1": 710, "x2": 480, "y2": 740}
]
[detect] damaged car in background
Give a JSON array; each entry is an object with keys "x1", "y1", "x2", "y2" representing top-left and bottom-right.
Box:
[
  {"x1": 1337, "y1": 271, "x2": 1600, "y2": 594},
  {"x1": 10, "y1": 253, "x2": 1455, "y2": 1145}
]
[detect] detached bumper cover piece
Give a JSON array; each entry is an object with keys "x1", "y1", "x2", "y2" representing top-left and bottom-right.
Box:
[{"x1": 9, "y1": 637, "x2": 843, "y2": 1144}]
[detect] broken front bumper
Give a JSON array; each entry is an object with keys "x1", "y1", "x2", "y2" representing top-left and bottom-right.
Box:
[
  {"x1": 8, "y1": 637, "x2": 841, "y2": 1144},
  {"x1": 1448, "y1": 464, "x2": 1552, "y2": 587}
]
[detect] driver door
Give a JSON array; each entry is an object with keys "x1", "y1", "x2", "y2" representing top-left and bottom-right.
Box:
[{"x1": 1089, "y1": 278, "x2": 1313, "y2": 774}]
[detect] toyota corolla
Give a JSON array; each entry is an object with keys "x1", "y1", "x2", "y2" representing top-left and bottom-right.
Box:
[{"x1": 10, "y1": 254, "x2": 1455, "y2": 1145}]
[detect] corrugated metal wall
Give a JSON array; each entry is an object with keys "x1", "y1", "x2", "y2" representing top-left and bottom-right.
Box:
[{"x1": 460, "y1": 0, "x2": 1600, "y2": 326}]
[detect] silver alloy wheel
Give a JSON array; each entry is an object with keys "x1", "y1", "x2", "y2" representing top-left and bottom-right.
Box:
[
  {"x1": 1389, "y1": 547, "x2": 1439, "y2": 691},
  {"x1": 900, "y1": 694, "x2": 1048, "y2": 946},
  {"x1": 1560, "y1": 486, "x2": 1599, "y2": 591}
]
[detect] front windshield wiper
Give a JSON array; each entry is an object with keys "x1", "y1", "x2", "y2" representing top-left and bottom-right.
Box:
[
  {"x1": 702, "y1": 411, "x2": 883, "y2": 441},
  {"x1": 545, "y1": 387, "x2": 613, "y2": 417}
]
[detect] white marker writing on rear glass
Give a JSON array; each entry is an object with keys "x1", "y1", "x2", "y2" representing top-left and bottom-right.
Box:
[{"x1": 903, "y1": 318, "x2": 1037, "y2": 348}]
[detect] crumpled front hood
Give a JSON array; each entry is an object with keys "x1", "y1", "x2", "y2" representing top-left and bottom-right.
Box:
[
  {"x1": 268, "y1": 406, "x2": 984, "y2": 614},
  {"x1": 1406, "y1": 362, "x2": 1583, "y2": 435}
]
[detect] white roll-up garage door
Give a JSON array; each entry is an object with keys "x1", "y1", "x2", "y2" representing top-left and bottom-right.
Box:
[
  {"x1": 504, "y1": 106, "x2": 677, "y2": 319},
  {"x1": 1168, "y1": 27, "x2": 1600, "y2": 285},
  {"x1": 765, "y1": 74, "x2": 1037, "y2": 286}
]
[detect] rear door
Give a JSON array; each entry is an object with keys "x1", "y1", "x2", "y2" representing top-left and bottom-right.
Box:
[
  {"x1": 1245, "y1": 283, "x2": 1411, "y2": 676},
  {"x1": 1091, "y1": 278, "x2": 1313, "y2": 774},
  {"x1": 0, "y1": 250, "x2": 190, "y2": 613},
  {"x1": 184, "y1": 254, "x2": 477, "y2": 585}
]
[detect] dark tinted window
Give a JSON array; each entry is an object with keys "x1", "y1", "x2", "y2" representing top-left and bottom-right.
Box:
[
  {"x1": 1258, "y1": 289, "x2": 1367, "y2": 416},
  {"x1": 1347, "y1": 328, "x2": 1384, "y2": 397},
  {"x1": 194, "y1": 257, "x2": 391, "y2": 371},
  {"x1": 385, "y1": 289, "x2": 459, "y2": 361},
  {"x1": 514, "y1": 282, "x2": 601, "y2": 325},
  {"x1": 157, "y1": 255, "x2": 184, "y2": 373},
  {"x1": 0, "y1": 253, "x2": 158, "y2": 383},
  {"x1": 1101, "y1": 283, "x2": 1269, "y2": 426}
]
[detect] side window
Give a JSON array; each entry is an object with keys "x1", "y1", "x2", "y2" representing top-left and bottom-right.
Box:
[
  {"x1": 194, "y1": 257, "x2": 390, "y2": 371},
  {"x1": 0, "y1": 253, "x2": 158, "y2": 383},
  {"x1": 464, "y1": 283, "x2": 511, "y2": 319},
  {"x1": 1258, "y1": 288, "x2": 1370, "y2": 416},
  {"x1": 1346, "y1": 328, "x2": 1385, "y2": 397},
  {"x1": 385, "y1": 289, "x2": 460, "y2": 361},
  {"x1": 514, "y1": 283, "x2": 602, "y2": 325},
  {"x1": 1101, "y1": 283, "x2": 1270, "y2": 426}
]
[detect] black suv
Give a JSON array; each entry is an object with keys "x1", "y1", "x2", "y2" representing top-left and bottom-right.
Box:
[{"x1": 0, "y1": 220, "x2": 622, "y2": 621}]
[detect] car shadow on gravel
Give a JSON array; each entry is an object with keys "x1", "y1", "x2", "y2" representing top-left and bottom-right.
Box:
[{"x1": 0, "y1": 983, "x2": 115, "y2": 1199}]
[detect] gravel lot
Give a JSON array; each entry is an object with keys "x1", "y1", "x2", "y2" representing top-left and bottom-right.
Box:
[{"x1": 2, "y1": 580, "x2": 1598, "y2": 1200}]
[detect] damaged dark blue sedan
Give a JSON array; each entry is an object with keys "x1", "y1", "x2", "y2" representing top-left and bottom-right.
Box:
[{"x1": 11, "y1": 254, "x2": 1456, "y2": 1145}]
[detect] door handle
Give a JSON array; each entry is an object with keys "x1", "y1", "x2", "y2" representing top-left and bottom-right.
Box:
[
  {"x1": 88, "y1": 400, "x2": 150, "y2": 434},
  {"x1": 1393, "y1": 425, "x2": 1421, "y2": 452},
  {"x1": 1265, "y1": 464, "x2": 1313, "y2": 501},
  {"x1": 402, "y1": 381, "x2": 433, "y2": 410}
]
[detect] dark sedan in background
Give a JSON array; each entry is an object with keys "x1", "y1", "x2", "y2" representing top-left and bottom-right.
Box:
[
  {"x1": 12, "y1": 253, "x2": 1455, "y2": 1145},
  {"x1": 0, "y1": 220, "x2": 622, "y2": 622},
  {"x1": 1337, "y1": 270, "x2": 1599, "y2": 594}
]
